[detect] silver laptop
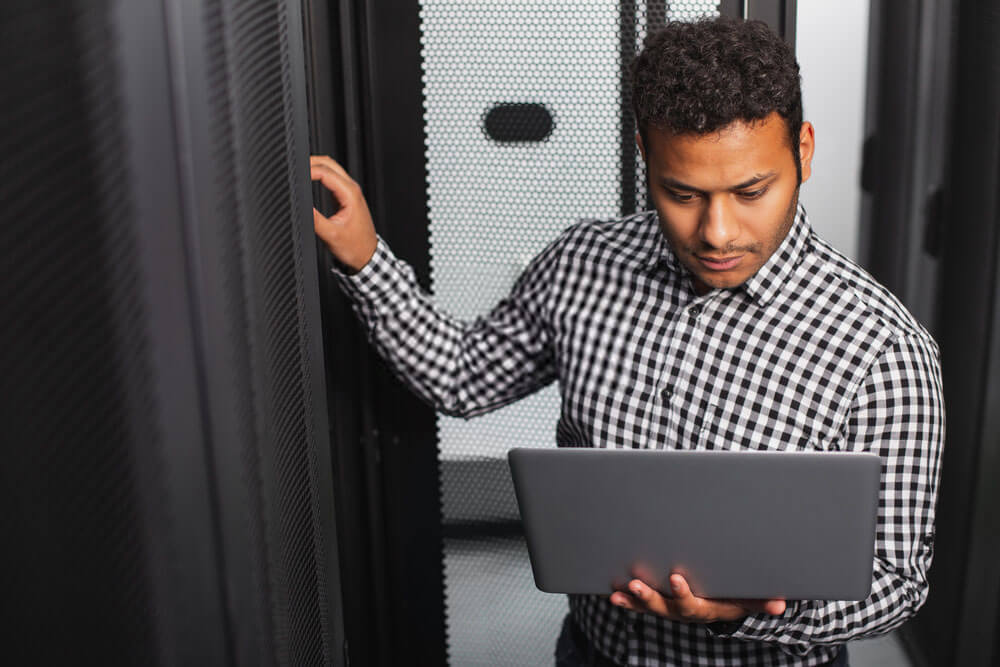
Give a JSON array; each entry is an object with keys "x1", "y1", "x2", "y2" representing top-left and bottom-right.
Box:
[{"x1": 508, "y1": 447, "x2": 881, "y2": 601}]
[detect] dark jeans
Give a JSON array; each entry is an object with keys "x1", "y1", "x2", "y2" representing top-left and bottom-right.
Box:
[{"x1": 554, "y1": 614, "x2": 849, "y2": 667}]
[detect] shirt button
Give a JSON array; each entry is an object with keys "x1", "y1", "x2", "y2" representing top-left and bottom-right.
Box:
[
  {"x1": 660, "y1": 387, "x2": 673, "y2": 402},
  {"x1": 689, "y1": 304, "x2": 702, "y2": 317}
]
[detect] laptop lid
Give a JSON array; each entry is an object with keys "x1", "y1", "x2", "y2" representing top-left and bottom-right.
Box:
[{"x1": 508, "y1": 447, "x2": 881, "y2": 600}]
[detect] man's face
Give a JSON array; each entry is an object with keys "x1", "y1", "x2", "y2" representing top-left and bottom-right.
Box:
[{"x1": 638, "y1": 112, "x2": 814, "y2": 295}]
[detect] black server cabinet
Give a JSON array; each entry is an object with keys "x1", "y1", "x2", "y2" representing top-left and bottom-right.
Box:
[
  {"x1": 861, "y1": 1, "x2": 1000, "y2": 666},
  {"x1": 314, "y1": 2, "x2": 796, "y2": 665},
  {"x1": 5, "y1": 0, "x2": 345, "y2": 664}
]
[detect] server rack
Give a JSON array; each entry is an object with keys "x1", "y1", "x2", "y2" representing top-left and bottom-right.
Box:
[
  {"x1": 861, "y1": 1, "x2": 1000, "y2": 665},
  {"x1": 310, "y1": 2, "x2": 796, "y2": 664},
  {"x1": 5, "y1": 0, "x2": 345, "y2": 664}
]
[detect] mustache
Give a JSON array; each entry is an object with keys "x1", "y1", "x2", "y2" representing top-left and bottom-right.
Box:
[{"x1": 686, "y1": 243, "x2": 762, "y2": 255}]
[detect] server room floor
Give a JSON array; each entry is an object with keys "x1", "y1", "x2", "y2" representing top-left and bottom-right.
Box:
[{"x1": 443, "y1": 536, "x2": 912, "y2": 666}]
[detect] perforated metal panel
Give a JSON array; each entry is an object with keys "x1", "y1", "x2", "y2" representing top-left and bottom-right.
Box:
[
  {"x1": 2, "y1": 2, "x2": 160, "y2": 664},
  {"x1": 419, "y1": 2, "x2": 721, "y2": 664},
  {"x1": 667, "y1": 0, "x2": 721, "y2": 20},
  {"x1": 202, "y1": 0, "x2": 333, "y2": 663},
  {"x1": 4, "y1": 1, "x2": 340, "y2": 664}
]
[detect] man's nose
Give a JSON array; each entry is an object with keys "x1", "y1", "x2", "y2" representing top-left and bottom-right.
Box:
[{"x1": 699, "y1": 197, "x2": 740, "y2": 250}]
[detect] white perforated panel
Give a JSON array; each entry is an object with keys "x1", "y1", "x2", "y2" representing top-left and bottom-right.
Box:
[{"x1": 420, "y1": 2, "x2": 721, "y2": 664}]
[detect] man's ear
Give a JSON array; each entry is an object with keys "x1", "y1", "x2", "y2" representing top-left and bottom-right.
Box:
[
  {"x1": 799, "y1": 121, "x2": 815, "y2": 184},
  {"x1": 636, "y1": 131, "x2": 646, "y2": 162}
]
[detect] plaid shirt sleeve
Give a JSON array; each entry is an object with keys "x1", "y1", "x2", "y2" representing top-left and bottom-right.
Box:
[
  {"x1": 331, "y1": 235, "x2": 563, "y2": 418},
  {"x1": 710, "y1": 333, "x2": 946, "y2": 656}
]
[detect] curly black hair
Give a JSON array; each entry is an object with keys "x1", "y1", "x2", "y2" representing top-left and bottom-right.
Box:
[{"x1": 631, "y1": 17, "x2": 803, "y2": 181}]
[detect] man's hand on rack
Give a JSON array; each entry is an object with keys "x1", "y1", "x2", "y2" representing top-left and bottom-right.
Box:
[{"x1": 310, "y1": 155, "x2": 378, "y2": 273}]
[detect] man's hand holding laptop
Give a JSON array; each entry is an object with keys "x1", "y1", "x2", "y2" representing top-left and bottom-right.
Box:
[{"x1": 610, "y1": 574, "x2": 787, "y2": 622}]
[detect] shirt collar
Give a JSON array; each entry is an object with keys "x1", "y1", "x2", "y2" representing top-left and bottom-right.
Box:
[
  {"x1": 741, "y1": 203, "x2": 812, "y2": 306},
  {"x1": 644, "y1": 211, "x2": 681, "y2": 272},
  {"x1": 644, "y1": 203, "x2": 813, "y2": 306}
]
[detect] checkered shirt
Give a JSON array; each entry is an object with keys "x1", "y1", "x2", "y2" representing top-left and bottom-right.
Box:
[{"x1": 332, "y1": 204, "x2": 945, "y2": 666}]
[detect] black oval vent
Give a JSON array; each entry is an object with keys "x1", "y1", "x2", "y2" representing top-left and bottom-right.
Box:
[{"x1": 482, "y1": 102, "x2": 554, "y2": 143}]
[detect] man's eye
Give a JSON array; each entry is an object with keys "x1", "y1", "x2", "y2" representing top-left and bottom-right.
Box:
[
  {"x1": 738, "y1": 187, "x2": 768, "y2": 200},
  {"x1": 668, "y1": 191, "x2": 696, "y2": 203}
]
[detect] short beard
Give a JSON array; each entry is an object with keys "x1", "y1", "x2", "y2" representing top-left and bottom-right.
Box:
[{"x1": 683, "y1": 185, "x2": 800, "y2": 257}]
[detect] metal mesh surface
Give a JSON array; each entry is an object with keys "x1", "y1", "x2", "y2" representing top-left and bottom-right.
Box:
[
  {"x1": 1, "y1": 2, "x2": 159, "y2": 664},
  {"x1": 419, "y1": 2, "x2": 720, "y2": 664},
  {"x1": 204, "y1": 0, "x2": 330, "y2": 663}
]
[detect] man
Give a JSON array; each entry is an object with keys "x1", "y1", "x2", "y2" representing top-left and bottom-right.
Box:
[{"x1": 311, "y1": 17, "x2": 943, "y2": 667}]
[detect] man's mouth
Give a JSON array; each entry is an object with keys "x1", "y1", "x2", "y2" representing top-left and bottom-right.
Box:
[{"x1": 697, "y1": 255, "x2": 744, "y2": 271}]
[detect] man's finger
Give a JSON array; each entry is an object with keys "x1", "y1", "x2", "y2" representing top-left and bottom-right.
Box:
[
  {"x1": 313, "y1": 206, "x2": 333, "y2": 230},
  {"x1": 728, "y1": 597, "x2": 787, "y2": 616},
  {"x1": 669, "y1": 574, "x2": 695, "y2": 602},
  {"x1": 310, "y1": 163, "x2": 351, "y2": 188},
  {"x1": 310, "y1": 154, "x2": 351, "y2": 180},
  {"x1": 667, "y1": 574, "x2": 703, "y2": 620},
  {"x1": 763, "y1": 599, "x2": 786, "y2": 615},
  {"x1": 311, "y1": 165, "x2": 355, "y2": 204},
  {"x1": 610, "y1": 582, "x2": 659, "y2": 613},
  {"x1": 628, "y1": 579, "x2": 670, "y2": 616},
  {"x1": 610, "y1": 591, "x2": 638, "y2": 611}
]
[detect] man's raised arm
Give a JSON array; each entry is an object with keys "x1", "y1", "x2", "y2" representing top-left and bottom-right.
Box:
[{"x1": 310, "y1": 155, "x2": 562, "y2": 418}]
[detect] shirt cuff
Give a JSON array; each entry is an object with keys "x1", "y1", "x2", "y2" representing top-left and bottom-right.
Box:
[
  {"x1": 330, "y1": 236, "x2": 413, "y2": 314},
  {"x1": 706, "y1": 601, "x2": 800, "y2": 641},
  {"x1": 705, "y1": 619, "x2": 744, "y2": 636}
]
